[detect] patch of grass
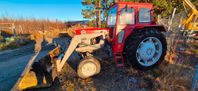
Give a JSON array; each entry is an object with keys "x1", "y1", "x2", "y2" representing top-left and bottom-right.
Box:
[
  {"x1": 0, "y1": 35, "x2": 3, "y2": 42},
  {"x1": 0, "y1": 41, "x2": 18, "y2": 51},
  {"x1": 0, "y1": 36, "x2": 30, "y2": 51},
  {"x1": 155, "y1": 61, "x2": 193, "y2": 91},
  {"x1": 153, "y1": 38, "x2": 198, "y2": 91}
]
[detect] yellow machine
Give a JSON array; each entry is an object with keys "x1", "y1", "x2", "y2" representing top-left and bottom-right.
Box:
[{"x1": 182, "y1": 0, "x2": 198, "y2": 37}]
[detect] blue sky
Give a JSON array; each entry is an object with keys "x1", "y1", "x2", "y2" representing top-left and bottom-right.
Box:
[{"x1": 0, "y1": 0, "x2": 85, "y2": 21}]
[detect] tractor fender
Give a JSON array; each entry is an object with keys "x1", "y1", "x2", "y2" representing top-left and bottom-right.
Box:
[
  {"x1": 141, "y1": 25, "x2": 166, "y2": 32},
  {"x1": 124, "y1": 25, "x2": 166, "y2": 52}
]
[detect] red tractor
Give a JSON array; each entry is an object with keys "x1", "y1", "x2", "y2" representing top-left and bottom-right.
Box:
[{"x1": 13, "y1": 2, "x2": 167, "y2": 90}]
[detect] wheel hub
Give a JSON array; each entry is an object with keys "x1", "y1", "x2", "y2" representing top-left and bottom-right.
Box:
[
  {"x1": 136, "y1": 37, "x2": 163, "y2": 67},
  {"x1": 81, "y1": 62, "x2": 97, "y2": 77},
  {"x1": 139, "y1": 42, "x2": 156, "y2": 61}
]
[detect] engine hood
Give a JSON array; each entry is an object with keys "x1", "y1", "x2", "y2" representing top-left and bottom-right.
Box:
[{"x1": 75, "y1": 28, "x2": 109, "y2": 35}]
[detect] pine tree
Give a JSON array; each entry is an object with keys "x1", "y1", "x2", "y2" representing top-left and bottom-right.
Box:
[{"x1": 82, "y1": 0, "x2": 105, "y2": 27}]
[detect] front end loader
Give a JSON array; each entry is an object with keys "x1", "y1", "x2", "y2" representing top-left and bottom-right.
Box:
[
  {"x1": 12, "y1": 28, "x2": 109, "y2": 90},
  {"x1": 12, "y1": 2, "x2": 167, "y2": 90}
]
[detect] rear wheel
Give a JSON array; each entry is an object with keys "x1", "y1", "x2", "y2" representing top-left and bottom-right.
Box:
[
  {"x1": 77, "y1": 57, "x2": 101, "y2": 79},
  {"x1": 125, "y1": 29, "x2": 167, "y2": 70}
]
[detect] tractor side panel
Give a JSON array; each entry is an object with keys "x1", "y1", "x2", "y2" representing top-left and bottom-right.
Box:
[{"x1": 111, "y1": 26, "x2": 136, "y2": 66}]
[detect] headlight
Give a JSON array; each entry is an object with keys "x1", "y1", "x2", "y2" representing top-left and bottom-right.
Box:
[{"x1": 118, "y1": 30, "x2": 124, "y2": 43}]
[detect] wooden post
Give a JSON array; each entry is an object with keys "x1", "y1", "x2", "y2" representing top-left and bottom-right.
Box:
[
  {"x1": 168, "y1": 8, "x2": 177, "y2": 31},
  {"x1": 11, "y1": 23, "x2": 17, "y2": 37},
  {"x1": 157, "y1": 15, "x2": 161, "y2": 24},
  {"x1": 167, "y1": 8, "x2": 177, "y2": 53}
]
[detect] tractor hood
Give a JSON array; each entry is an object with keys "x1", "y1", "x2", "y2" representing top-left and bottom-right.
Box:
[{"x1": 75, "y1": 28, "x2": 109, "y2": 35}]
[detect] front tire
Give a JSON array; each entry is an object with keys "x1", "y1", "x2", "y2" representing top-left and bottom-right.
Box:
[
  {"x1": 124, "y1": 29, "x2": 167, "y2": 70},
  {"x1": 77, "y1": 57, "x2": 101, "y2": 79}
]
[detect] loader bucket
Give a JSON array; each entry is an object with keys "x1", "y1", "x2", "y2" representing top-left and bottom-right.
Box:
[
  {"x1": 16, "y1": 70, "x2": 47, "y2": 90},
  {"x1": 12, "y1": 46, "x2": 61, "y2": 91}
]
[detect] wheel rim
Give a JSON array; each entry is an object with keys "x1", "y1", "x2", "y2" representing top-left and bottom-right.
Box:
[
  {"x1": 136, "y1": 37, "x2": 163, "y2": 67},
  {"x1": 81, "y1": 61, "x2": 97, "y2": 77}
]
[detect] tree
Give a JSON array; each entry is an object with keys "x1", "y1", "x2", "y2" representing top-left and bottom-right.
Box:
[
  {"x1": 82, "y1": 0, "x2": 117, "y2": 27},
  {"x1": 81, "y1": 0, "x2": 102, "y2": 27}
]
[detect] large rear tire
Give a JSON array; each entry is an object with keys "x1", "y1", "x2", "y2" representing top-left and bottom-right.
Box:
[{"x1": 124, "y1": 29, "x2": 167, "y2": 70}]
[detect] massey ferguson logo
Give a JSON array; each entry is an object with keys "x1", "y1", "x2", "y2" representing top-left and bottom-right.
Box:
[{"x1": 81, "y1": 30, "x2": 86, "y2": 34}]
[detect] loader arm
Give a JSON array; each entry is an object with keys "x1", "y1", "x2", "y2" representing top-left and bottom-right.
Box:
[{"x1": 56, "y1": 32, "x2": 107, "y2": 72}]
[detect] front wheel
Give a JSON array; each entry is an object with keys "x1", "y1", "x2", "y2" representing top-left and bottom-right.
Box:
[
  {"x1": 125, "y1": 29, "x2": 167, "y2": 70},
  {"x1": 77, "y1": 57, "x2": 101, "y2": 79}
]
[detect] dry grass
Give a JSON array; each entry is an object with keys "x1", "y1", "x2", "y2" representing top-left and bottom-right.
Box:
[
  {"x1": 156, "y1": 56, "x2": 194, "y2": 91},
  {"x1": 154, "y1": 34, "x2": 198, "y2": 91},
  {"x1": 0, "y1": 17, "x2": 66, "y2": 52},
  {"x1": 0, "y1": 35, "x2": 3, "y2": 42},
  {"x1": 0, "y1": 18, "x2": 65, "y2": 35}
]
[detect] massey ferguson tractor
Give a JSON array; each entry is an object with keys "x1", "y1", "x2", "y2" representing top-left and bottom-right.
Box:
[{"x1": 12, "y1": 2, "x2": 167, "y2": 90}]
